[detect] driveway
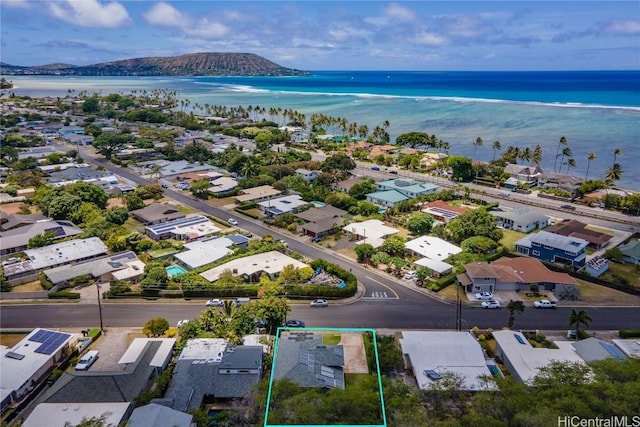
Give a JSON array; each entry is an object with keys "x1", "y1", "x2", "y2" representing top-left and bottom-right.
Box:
[
  {"x1": 340, "y1": 332, "x2": 369, "y2": 374},
  {"x1": 89, "y1": 328, "x2": 141, "y2": 371}
]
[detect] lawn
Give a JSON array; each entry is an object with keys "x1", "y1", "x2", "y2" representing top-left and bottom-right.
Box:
[
  {"x1": 437, "y1": 283, "x2": 460, "y2": 301},
  {"x1": 148, "y1": 247, "x2": 179, "y2": 258},
  {"x1": 209, "y1": 196, "x2": 236, "y2": 207},
  {"x1": 123, "y1": 217, "x2": 144, "y2": 233},
  {"x1": 575, "y1": 278, "x2": 640, "y2": 305},
  {"x1": 499, "y1": 229, "x2": 526, "y2": 251},
  {"x1": 598, "y1": 262, "x2": 640, "y2": 291},
  {"x1": 12, "y1": 280, "x2": 45, "y2": 292},
  {"x1": 323, "y1": 333, "x2": 342, "y2": 345}
]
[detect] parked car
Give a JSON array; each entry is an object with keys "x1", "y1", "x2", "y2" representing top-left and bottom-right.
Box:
[
  {"x1": 228, "y1": 218, "x2": 239, "y2": 226},
  {"x1": 310, "y1": 299, "x2": 328, "y2": 307},
  {"x1": 475, "y1": 292, "x2": 494, "y2": 300},
  {"x1": 161, "y1": 183, "x2": 169, "y2": 189},
  {"x1": 403, "y1": 271, "x2": 416, "y2": 280},
  {"x1": 561, "y1": 204, "x2": 576, "y2": 211},
  {"x1": 75, "y1": 350, "x2": 99, "y2": 371},
  {"x1": 285, "y1": 319, "x2": 306, "y2": 328},
  {"x1": 235, "y1": 297, "x2": 251, "y2": 307},
  {"x1": 371, "y1": 166, "x2": 380, "y2": 171},
  {"x1": 177, "y1": 319, "x2": 190, "y2": 327},
  {"x1": 533, "y1": 300, "x2": 557, "y2": 309},
  {"x1": 205, "y1": 298, "x2": 224, "y2": 307},
  {"x1": 312, "y1": 236, "x2": 322, "y2": 243},
  {"x1": 481, "y1": 300, "x2": 501, "y2": 309}
]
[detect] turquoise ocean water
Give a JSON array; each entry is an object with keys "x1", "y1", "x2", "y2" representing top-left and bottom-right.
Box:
[{"x1": 8, "y1": 71, "x2": 640, "y2": 190}]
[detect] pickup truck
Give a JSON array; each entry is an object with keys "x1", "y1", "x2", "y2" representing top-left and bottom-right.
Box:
[{"x1": 533, "y1": 300, "x2": 557, "y2": 309}]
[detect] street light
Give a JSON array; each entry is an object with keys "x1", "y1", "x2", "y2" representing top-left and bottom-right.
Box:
[{"x1": 95, "y1": 280, "x2": 104, "y2": 333}]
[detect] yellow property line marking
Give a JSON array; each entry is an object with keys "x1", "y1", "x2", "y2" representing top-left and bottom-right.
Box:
[{"x1": 365, "y1": 276, "x2": 400, "y2": 299}]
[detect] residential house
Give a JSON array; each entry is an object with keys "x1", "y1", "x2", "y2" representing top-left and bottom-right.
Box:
[
  {"x1": 57, "y1": 126, "x2": 85, "y2": 137},
  {"x1": 145, "y1": 215, "x2": 221, "y2": 241},
  {"x1": 400, "y1": 331, "x2": 497, "y2": 391},
  {"x1": 295, "y1": 168, "x2": 321, "y2": 181},
  {"x1": 420, "y1": 200, "x2": 470, "y2": 224},
  {"x1": 257, "y1": 194, "x2": 311, "y2": 217},
  {"x1": 207, "y1": 176, "x2": 238, "y2": 195},
  {"x1": 583, "y1": 189, "x2": 631, "y2": 205},
  {"x1": 173, "y1": 236, "x2": 236, "y2": 270},
  {"x1": 273, "y1": 331, "x2": 345, "y2": 389},
  {"x1": 491, "y1": 207, "x2": 549, "y2": 233},
  {"x1": 200, "y1": 250, "x2": 309, "y2": 283},
  {"x1": 24, "y1": 403, "x2": 131, "y2": 427},
  {"x1": 514, "y1": 230, "x2": 588, "y2": 268},
  {"x1": 503, "y1": 163, "x2": 543, "y2": 188},
  {"x1": 342, "y1": 219, "x2": 399, "y2": 248},
  {"x1": 405, "y1": 236, "x2": 462, "y2": 277},
  {"x1": 3, "y1": 237, "x2": 109, "y2": 285},
  {"x1": 331, "y1": 176, "x2": 364, "y2": 193},
  {"x1": 537, "y1": 172, "x2": 583, "y2": 197},
  {"x1": 618, "y1": 239, "x2": 640, "y2": 264},
  {"x1": 158, "y1": 160, "x2": 213, "y2": 178},
  {"x1": 40, "y1": 338, "x2": 174, "y2": 407},
  {"x1": 131, "y1": 203, "x2": 186, "y2": 225},
  {"x1": 234, "y1": 185, "x2": 282, "y2": 204},
  {"x1": 458, "y1": 257, "x2": 578, "y2": 296},
  {"x1": 43, "y1": 251, "x2": 145, "y2": 287},
  {"x1": 1, "y1": 329, "x2": 74, "y2": 410},
  {"x1": 611, "y1": 340, "x2": 640, "y2": 358},
  {"x1": 376, "y1": 178, "x2": 439, "y2": 199},
  {"x1": 420, "y1": 152, "x2": 447, "y2": 169},
  {"x1": 369, "y1": 144, "x2": 399, "y2": 160},
  {"x1": 47, "y1": 166, "x2": 118, "y2": 188},
  {"x1": 366, "y1": 190, "x2": 410, "y2": 208},
  {"x1": 572, "y1": 338, "x2": 627, "y2": 363},
  {"x1": 62, "y1": 133, "x2": 95, "y2": 145},
  {"x1": 127, "y1": 403, "x2": 193, "y2": 427},
  {"x1": 492, "y1": 330, "x2": 585, "y2": 384},
  {"x1": 162, "y1": 338, "x2": 263, "y2": 412},
  {"x1": 295, "y1": 205, "x2": 347, "y2": 237},
  {"x1": 0, "y1": 214, "x2": 83, "y2": 255},
  {"x1": 16, "y1": 146, "x2": 57, "y2": 160},
  {"x1": 583, "y1": 256, "x2": 609, "y2": 278},
  {"x1": 545, "y1": 219, "x2": 612, "y2": 249}
]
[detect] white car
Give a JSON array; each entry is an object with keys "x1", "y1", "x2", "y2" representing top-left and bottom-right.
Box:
[
  {"x1": 177, "y1": 319, "x2": 190, "y2": 327},
  {"x1": 205, "y1": 299, "x2": 224, "y2": 307},
  {"x1": 403, "y1": 271, "x2": 416, "y2": 279},
  {"x1": 75, "y1": 350, "x2": 99, "y2": 371},
  {"x1": 309, "y1": 299, "x2": 328, "y2": 307},
  {"x1": 475, "y1": 292, "x2": 494, "y2": 300},
  {"x1": 533, "y1": 300, "x2": 557, "y2": 309},
  {"x1": 228, "y1": 218, "x2": 238, "y2": 226},
  {"x1": 481, "y1": 300, "x2": 501, "y2": 309}
]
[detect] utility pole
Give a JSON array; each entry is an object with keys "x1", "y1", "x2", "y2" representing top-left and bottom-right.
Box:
[
  {"x1": 456, "y1": 283, "x2": 462, "y2": 331},
  {"x1": 96, "y1": 280, "x2": 104, "y2": 333}
]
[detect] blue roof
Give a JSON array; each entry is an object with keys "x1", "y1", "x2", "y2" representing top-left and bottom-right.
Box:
[{"x1": 367, "y1": 190, "x2": 410, "y2": 203}]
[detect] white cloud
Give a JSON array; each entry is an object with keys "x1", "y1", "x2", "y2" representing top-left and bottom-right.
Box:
[
  {"x1": 414, "y1": 31, "x2": 448, "y2": 47},
  {"x1": 599, "y1": 20, "x2": 640, "y2": 35},
  {"x1": 48, "y1": 0, "x2": 131, "y2": 28},
  {"x1": 384, "y1": 3, "x2": 416, "y2": 23},
  {"x1": 188, "y1": 19, "x2": 229, "y2": 38},
  {"x1": 143, "y1": 2, "x2": 189, "y2": 28},
  {"x1": 1, "y1": 0, "x2": 31, "y2": 9}
]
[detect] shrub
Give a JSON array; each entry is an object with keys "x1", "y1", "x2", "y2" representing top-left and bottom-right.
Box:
[
  {"x1": 619, "y1": 329, "x2": 640, "y2": 338},
  {"x1": 48, "y1": 290, "x2": 81, "y2": 299}
]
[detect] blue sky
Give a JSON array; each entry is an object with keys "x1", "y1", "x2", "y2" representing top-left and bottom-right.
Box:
[{"x1": 1, "y1": 1, "x2": 639, "y2": 70}]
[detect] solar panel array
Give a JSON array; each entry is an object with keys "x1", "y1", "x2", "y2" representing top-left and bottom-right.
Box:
[
  {"x1": 599, "y1": 341, "x2": 627, "y2": 360},
  {"x1": 44, "y1": 226, "x2": 66, "y2": 238},
  {"x1": 29, "y1": 329, "x2": 72, "y2": 355}
]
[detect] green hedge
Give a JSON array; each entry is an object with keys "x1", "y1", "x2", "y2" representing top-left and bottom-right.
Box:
[
  {"x1": 619, "y1": 329, "x2": 640, "y2": 338},
  {"x1": 183, "y1": 286, "x2": 260, "y2": 298},
  {"x1": 234, "y1": 207, "x2": 261, "y2": 219},
  {"x1": 48, "y1": 290, "x2": 81, "y2": 299}
]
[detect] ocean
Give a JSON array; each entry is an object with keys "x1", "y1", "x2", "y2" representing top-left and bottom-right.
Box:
[{"x1": 7, "y1": 71, "x2": 640, "y2": 190}]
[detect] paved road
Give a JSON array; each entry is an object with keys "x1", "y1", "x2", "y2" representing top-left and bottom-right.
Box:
[{"x1": 2, "y1": 302, "x2": 639, "y2": 331}]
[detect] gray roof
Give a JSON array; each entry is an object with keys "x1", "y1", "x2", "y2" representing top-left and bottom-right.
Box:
[
  {"x1": 515, "y1": 230, "x2": 589, "y2": 253},
  {"x1": 272, "y1": 332, "x2": 345, "y2": 389},
  {"x1": 130, "y1": 203, "x2": 185, "y2": 224},
  {"x1": 128, "y1": 403, "x2": 193, "y2": 427},
  {"x1": 572, "y1": 338, "x2": 627, "y2": 362},
  {"x1": 47, "y1": 166, "x2": 114, "y2": 184},
  {"x1": 165, "y1": 345, "x2": 263, "y2": 412},
  {"x1": 43, "y1": 251, "x2": 142, "y2": 285},
  {"x1": 295, "y1": 206, "x2": 347, "y2": 223},
  {"x1": 491, "y1": 207, "x2": 548, "y2": 224},
  {"x1": 0, "y1": 219, "x2": 82, "y2": 253},
  {"x1": 43, "y1": 341, "x2": 162, "y2": 404},
  {"x1": 226, "y1": 234, "x2": 250, "y2": 245},
  {"x1": 0, "y1": 213, "x2": 49, "y2": 231}
]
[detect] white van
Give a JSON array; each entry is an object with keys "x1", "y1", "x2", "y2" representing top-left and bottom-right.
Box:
[{"x1": 75, "y1": 350, "x2": 99, "y2": 371}]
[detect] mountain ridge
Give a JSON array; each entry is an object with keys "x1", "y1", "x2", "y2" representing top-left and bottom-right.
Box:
[{"x1": 0, "y1": 52, "x2": 308, "y2": 77}]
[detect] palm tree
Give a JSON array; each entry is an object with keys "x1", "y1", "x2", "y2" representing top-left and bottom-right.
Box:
[
  {"x1": 612, "y1": 148, "x2": 621, "y2": 166},
  {"x1": 554, "y1": 136, "x2": 568, "y2": 173},
  {"x1": 532, "y1": 144, "x2": 543, "y2": 166},
  {"x1": 605, "y1": 162, "x2": 623, "y2": 187},
  {"x1": 473, "y1": 137, "x2": 483, "y2": 158},
  {"x1": 222, "y1": 300, "x2": 235, "y2": 319},
  {"x1": 585, "y1": 152, "x2": 596, "y2": 180},
  {"x1": 491, "y1": 140, "x2": 501, "y2": 161},
  {"x1": 565, "y1": 157, "x2": 576, "y2": 174},
  {"x1": 507, "y1": 300, "x2": 525, "y2": 328},
  {"x1": 569, "y1": 309, "x2": 592, "y2": 340},
  {"x1": 559, "y1": 146, "x2": 573, "y2": 172},
  {"x1": 240, "y1": 156, "x2": 261, "y2": 178},
  {"x1": 520, "y1": 147, "x2": 532, "y2": 164}
]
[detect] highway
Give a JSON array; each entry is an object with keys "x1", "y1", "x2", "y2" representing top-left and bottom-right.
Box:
[{"x1": 3, "y1": 143, "x2": 638, "y2": 332}]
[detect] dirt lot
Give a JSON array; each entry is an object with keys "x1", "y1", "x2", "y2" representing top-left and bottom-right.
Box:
[{"x1": 340, "y1": 333, "x2": 369, "y2": 374}]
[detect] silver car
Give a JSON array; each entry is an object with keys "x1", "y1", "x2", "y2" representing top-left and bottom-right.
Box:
[{"x1": 309, "y1": 299, "x2": 328, "y2": 307}]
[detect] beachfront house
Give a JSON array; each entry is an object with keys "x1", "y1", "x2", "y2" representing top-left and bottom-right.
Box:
[{"x1": 514, "y1": 231, "x2": 588, "y2": 268}]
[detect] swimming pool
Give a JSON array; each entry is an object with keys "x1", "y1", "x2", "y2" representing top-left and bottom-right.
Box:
[{"x1": 165, "y1": 265, "x2": 187, "y2": 277}]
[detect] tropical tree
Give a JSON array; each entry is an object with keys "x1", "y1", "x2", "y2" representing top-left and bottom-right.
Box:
[
  {"x1": 491, "y1": 140, "x2": 501, "y2": 161},
  {"x1": 553, "y1": 136, "x2": 568, "y2": 172},
  {"x1": 559, "y1": 146, "x2": 573, "y2": 172},
  {"x1": 565, "y1": 157, "x2": 576, "y2": 174},
  {"x1": 142, "y1": 317, "x2": 170, "y2": 337},
  {"x1": 605, "y1": 163, "x2": 624, "y2": 187},
  {"x1": 240, "y1": 156, "x2": 262, "y2": 178},
  {"x1": 531, "y1": 144, "x2": 543, "y2": 166},
  {"x1": 355, "y1": 243, "x2": 375, "y2": 263},
  {"x1": 507, "y1": 300, "x2": 525, "y2": 328},
  {"x1": 473, "y1": 137, "x2": 483, "y2": 158},
  {"x1": 612, "y1": 148, "x2": 621, "y2": 166},
  {"x1": 569, "y1": 309, "x2": 592, "y2": 340},
  {"x1": 585, "y1": 152, "x2": 596, "y2": 180},
  {"x1": 190, "y1": 179, "x2": 210, "y2": 199}
]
